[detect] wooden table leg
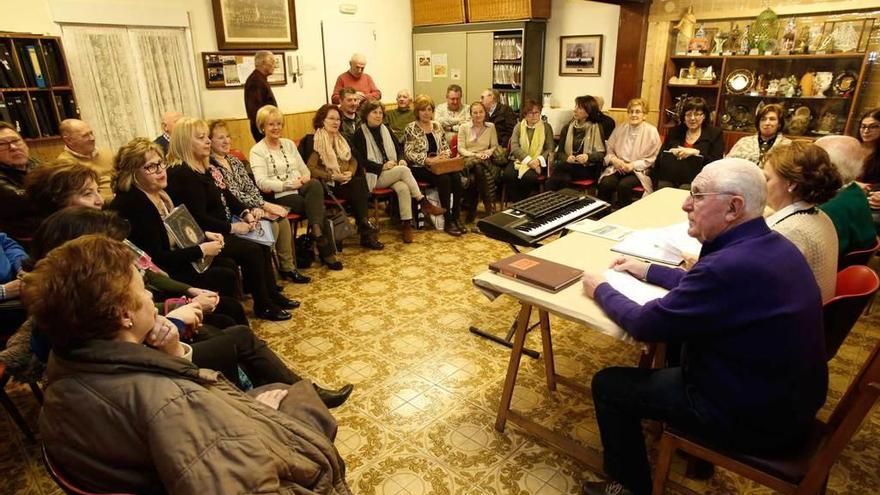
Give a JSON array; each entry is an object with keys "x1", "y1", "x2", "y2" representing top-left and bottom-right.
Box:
[
  {"x1": 495, "y1": 303, "x2": 533, "y2": 432},
  {"x1": 538, "y1": 309, "x2": 556, "y2": 392}
]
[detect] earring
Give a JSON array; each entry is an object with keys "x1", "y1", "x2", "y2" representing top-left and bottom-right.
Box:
[
  {"x1": 125, "y1": 322, "x2": 133, "y2": 329},
  {"x1": 787, "y1": 185, "x2": 795, "y2": 193}
]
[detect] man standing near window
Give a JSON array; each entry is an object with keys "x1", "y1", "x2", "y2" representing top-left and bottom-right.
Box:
[{"x1": 244, "y1": 51, "x2": 278, "y2": 142}]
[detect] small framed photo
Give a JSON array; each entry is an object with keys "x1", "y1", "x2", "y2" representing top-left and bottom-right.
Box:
[{"x1": 559, "y1": 35, "x2": 603, "y2": 77}]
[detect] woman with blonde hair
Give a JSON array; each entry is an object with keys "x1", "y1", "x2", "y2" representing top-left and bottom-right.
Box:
[
  {"x1": 404, "y1": 94, "x2": 465, "y2": 236},
  {"x1": 249, "y1": 105, "x2": 341, "y2": 269},
  {"x1": 210, "y1": 118, "x2": 309, "y2": 283},
  {"x1": 598, "y1": 97, "x2": 661, "y2": 208},
  {"x1": 166, "y1": 118, "x2": 295, "y2": 321}
]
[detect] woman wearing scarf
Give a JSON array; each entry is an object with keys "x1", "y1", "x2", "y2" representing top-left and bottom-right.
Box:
[
  {"x1": 298, "y1": 103, "x2": 383, "y2": 252},
  {"x1": 352, "y1": 100, "x2": 446, "y2": 243},
  {"x1": 502, "y1": 99, "x2": 555, "y2": 202},
  {"x1": 547, "y1": 95, "x2": 608, "y2": 191},
  {"x1": 726, "y1": 103, "x2": 791, "y2": 166},
  {"x1": 598, "y1": 98, "x2": 661, "y2": 208},
  {"x1": 458, "y1": 101, "x2": 505, "y2": 222}
]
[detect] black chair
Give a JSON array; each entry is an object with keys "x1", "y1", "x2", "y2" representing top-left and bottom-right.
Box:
[{"x1": 42, "y1": 443, "x2": 136, "y2": 495}]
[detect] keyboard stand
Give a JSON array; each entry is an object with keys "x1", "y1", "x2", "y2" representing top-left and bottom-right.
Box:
[{"x1": 469, "y1": 243, "x2": 541, "y2": 360}]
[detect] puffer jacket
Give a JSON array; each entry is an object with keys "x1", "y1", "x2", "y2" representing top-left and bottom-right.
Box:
[{"x1": 40, "y1": 339, "x2": 352, "y2": 495}]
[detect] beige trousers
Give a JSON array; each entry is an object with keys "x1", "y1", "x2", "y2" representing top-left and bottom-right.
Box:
[
  {"x1": 270, "y1": 218, "x2": 295, "y2": 272},
  {"x1": 375, "y1": 166, "x2": 423, "y2": 221}
]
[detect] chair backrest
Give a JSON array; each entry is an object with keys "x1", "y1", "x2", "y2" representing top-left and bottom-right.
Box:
[
  {"x1": 840, "y1": 236, "x2": 880, "y2": 270},
  {"x1": 228, "y1": 148, "x2": 247, "y2": 163},
  {"x1": 42, "y1": 444, "x2": 136, "y2": 495},
  {"x1": 823, "y1": 265, "x2": 880, "y2": 361}
]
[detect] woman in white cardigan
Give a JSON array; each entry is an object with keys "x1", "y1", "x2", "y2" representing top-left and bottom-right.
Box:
[
  {"x1": 763, "y1": 141, "x2": 841, "y2": 302},
  {"x1": 727, "y1": 103, "x2": 792, "y2": 166},
  {"x1": 249, "y1": 105, "x2": 340, "y2": 269}
]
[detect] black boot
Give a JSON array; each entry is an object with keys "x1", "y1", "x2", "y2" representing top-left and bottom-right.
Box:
[
  {"x1": 314, "y1": 383, "x2": 354, "y2": 408},
  {"x1": 359, "y1": 222, "x2": 384, "y2": 250}
]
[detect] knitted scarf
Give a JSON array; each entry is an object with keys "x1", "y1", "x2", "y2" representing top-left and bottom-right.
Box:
[
  {"x1": 514, "y1": 122, "x2": 545, "y2": 179},
  {"x1": 360, "y1": 123, "x2": 397, "y2": 191}
]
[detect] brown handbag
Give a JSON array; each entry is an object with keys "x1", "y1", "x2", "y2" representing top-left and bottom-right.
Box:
[{"x1": 428, "y1": 156, "x2": 464, "y2": 175}]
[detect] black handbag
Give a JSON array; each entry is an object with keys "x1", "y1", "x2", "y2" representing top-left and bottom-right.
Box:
[{"x1": 294, "y1": 233, "x2": 316, "y2": 268}]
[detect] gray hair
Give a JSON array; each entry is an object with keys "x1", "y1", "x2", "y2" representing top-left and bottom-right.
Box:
[
  {"x1": 814, "y1": 135, "x2": 865, "y2": 183},
  {"x1": 698, "y1": 158, "x2": 767, "y2": 218},
  {"x1": 254, "y1": 50, "x2": 274, "y2": 67},
  {"x1": 397, "y1": 89, "x2": 411, "y2": 99}
]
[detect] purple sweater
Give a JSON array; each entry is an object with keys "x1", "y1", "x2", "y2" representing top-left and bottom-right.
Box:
[{"x1": 595, "y1": 218, "x2": 828, "y2": 434}]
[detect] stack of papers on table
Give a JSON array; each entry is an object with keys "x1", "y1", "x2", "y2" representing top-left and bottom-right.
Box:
[
  {"x1": 611, "y1": 222, "x2": 701, "y2": 266},
  {"x1": 567, "y1": 218, "x2": 633, "y2": 241},
  {"x1": 603, "y1": 270, "x2": 667, "y2": 305}
]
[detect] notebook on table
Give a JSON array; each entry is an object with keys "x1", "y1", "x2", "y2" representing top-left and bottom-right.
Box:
[{"x1": 489, "y1": 253, "x2": 583, "y2": 293}]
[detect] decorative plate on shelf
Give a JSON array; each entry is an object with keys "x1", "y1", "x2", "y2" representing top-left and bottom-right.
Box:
[
  {"x1": 725, "y1": 69, "x2": 755, "y2": 94},
  {"x1": 832, "y1": 71, "x2": 857, "y2": 97}
]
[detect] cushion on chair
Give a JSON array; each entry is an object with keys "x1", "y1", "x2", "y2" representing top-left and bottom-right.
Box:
[
  {"x1": 667, "y1": 421, "x2": 826, "y2": 485},
  {"x1": 571, "y1": 179, "x2": 596, "y2": 188},
  {"x1": 372, "y1": 188, "x2": 394, "y2": 197}
]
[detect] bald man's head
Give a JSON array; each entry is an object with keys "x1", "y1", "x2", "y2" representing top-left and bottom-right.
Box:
[
  {"x1": 815, "y1": 135, "x2": 868, "y2": 184},
  {"x1": 160, "y1": 111, "x2": 183, "y2": 134},
  {"x1": 349, "y1": 53, "x2": 366, "y2": 78},
  {"x1": 60, "y1": 119, "x2": 96, "y2": 156}
]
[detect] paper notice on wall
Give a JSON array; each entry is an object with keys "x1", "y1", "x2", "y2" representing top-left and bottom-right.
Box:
[
  {"x1": 432, "y1": 53, "x2": 448, "y2": 78},
  {"x1": 238, "y1": 58, "x2": 255, "y2": 86},
  {"x1": 416, "y1": 50, "x2": 432, "y2": 82},
  {"x1": 450, "y1": 68, "x2": 461, "y2": 80}
]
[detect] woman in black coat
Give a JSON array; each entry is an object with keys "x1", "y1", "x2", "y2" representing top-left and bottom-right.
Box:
[
  {"x1": 653, "y1": 97, "x2": 724, "y2": 190},
  {"x1": 164, "y1": 118, "x2": 296, "y2": 321}
]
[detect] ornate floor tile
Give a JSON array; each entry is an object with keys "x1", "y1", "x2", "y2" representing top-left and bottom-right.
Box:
[
  {"x1": 331, "y1": 407, "x2": 403, "y2": 474},
  {"x1": 352, "y1": 446, "x2": 472, "y2": 494},
  {"x1": 477, "y1": 442, "x2": 599, "y2": 494},
  {"x1": 353, "y1": 375, "x2": 458, "y2": 435}
]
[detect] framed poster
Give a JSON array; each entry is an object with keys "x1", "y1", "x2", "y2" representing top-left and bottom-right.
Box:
[
  {"x1": 559, "y1": 35, "x2": 603, "y2": 77},
  {"x1": 212, "y1": 0, "x2": 298, "y2": 50},
  {"x1": 202, "y1": 52, "x2": 287, "y2": 89}
]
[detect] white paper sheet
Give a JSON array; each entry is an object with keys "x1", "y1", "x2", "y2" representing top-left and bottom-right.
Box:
[
  {"x1": 603, "y1": 270, "x2": 667, "y2": 305},
  {"x1": 567, "y1": 218, "x2": 633, "y2": 241}
]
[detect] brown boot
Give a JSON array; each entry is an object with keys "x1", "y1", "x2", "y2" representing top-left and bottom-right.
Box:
[
  {"x1": 401, "y1": 220, "x2": 414, "y2": 243},
  {"x1": 418, "y1": 196, "x2": 446, "y2": 216}
]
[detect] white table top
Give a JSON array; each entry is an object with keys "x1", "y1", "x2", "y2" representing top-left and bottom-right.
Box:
[{"x1": 473, "y1": 188, "x2": 691, "y2": 340}]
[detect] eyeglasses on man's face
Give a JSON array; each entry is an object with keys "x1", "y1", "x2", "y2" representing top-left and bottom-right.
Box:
[
  {"x1": 0, "y1": 137, "x2": 25, "y2": 152},
  {"x1": 688, "y1": 190, "x2": 736, "y2": 202}
]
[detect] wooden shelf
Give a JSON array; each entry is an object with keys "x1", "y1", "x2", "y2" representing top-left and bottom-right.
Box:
[
  {"x1": 24, "y1": 135, "x2": 62, "y2": 142},
  {"x1": 494, "y1": 59, "x2": 522, "y2": 63},
  {"x1": 668, "y1": 83, "x2": 720, "y2": 88},
  {"x1": 725, "y1": 52, "x2": 866, "y2": 60},
  {"x1": 724, "y1": 94, "x2": 852, "y2": 100},
  {"x1": 670, "y1": 55, "x2": 724, "y2": 60}
]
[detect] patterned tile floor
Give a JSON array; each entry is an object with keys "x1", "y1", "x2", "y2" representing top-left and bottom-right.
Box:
[{"x1": 1, "y1": 223, "x2": 879, "y2": 494}]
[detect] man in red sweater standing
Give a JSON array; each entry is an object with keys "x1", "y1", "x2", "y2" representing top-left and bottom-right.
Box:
[
  {"x1": 244, "y1": 51, "x2": 278, "y2": 142},
  {"x1": 331, "y1": 53, "x2": 381, "y2": 104}
]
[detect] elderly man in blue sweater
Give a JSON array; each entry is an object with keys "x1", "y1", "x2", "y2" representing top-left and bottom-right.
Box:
[{"x1": 581, "y1": 159, "x2": 829, "y2": 495}]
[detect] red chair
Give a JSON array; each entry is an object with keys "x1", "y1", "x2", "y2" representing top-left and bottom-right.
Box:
[
  {"x1": 823, "y1": 265, "x2": 880, "y2": 360},
  {"x1": 840, "y1": 236, "x2": 880, "y2": 270},
  {"x1": 449, "y1": 134, "x2": 458, "y2": 157},
  {"x1": 652, "y1": 330, "x2": 880, "y2": 495},
  {"x1": 286, "y1": 212, "x2": 302, "y2": 236},
  {"x1": 370, "y1": 187, "x2": 395, "y2": 225},
  {"x1": 43, "y1": 443, "x2": 136, "y2": 495}
]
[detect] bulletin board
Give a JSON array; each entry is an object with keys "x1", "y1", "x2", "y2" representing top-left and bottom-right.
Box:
[{"x1": 202, "y1": 51, "x2": 287, "y2": 90}]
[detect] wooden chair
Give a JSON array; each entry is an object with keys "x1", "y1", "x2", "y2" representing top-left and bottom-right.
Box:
[
  {"x1": 823, "y1": 265, "x2": 880, "y2": 360},
  {"x1": 840, "y1": 236, "x2": 880, "y2": 270},
  {"x1": 42, "y1": 443, "x2": 136, "y2": 495},
  {"x1": 652, "y1": 321, "x2": 880, "y2": 495},
  {"x1": 370, "y1": 187, "x2": 395, "y2": 225}
]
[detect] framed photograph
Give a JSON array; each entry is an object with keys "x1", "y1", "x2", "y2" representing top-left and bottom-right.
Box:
[
  {"x1": 559, "y1": 35, "x2": 603, "y2": 77},
  {"x1": 202, "y1": 52, "x2": 287, "y2": 89},
  {"x1": 212, "y1": 0, "x2": 298, "y2": 50}
]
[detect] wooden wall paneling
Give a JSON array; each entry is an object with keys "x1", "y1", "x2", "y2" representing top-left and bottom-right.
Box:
[
  {"x1": 28, "y1": 140, "x2": 65, "y2": 163},
  {"x1": 611, "y1": 2, "x2": 650, "y2": 108}
]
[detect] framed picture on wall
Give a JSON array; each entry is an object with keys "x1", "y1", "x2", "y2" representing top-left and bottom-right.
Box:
[
  {"x1": 212, "y1": 0, "x2": 298, "y2": 50},
  {"x1": 559, "y1": 35, "x2": 603, "y2": 77}
]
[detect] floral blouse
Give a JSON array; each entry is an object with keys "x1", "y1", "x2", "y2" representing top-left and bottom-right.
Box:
[{"x1": 211, "y1": 154, "x2": 264, "y2": 209}]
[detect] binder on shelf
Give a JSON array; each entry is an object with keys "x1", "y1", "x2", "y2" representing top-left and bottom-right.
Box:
[
  {"x1": 0, "y1": 99, "x2": 12, "y2": 124},
  {"x1": 25, "y1": 45, "x2": 47, "y2": 88},
  {"x1": 0, "y1": 46, "x2": 22, "y2": 88},
  {"x1": 16, "y1": 44, "x2": 36, "y2": 87},
  {"x1": 40, "y1": 42, "x2": 62, "y2": 86},
  {"x1": 6, "y1": 95, "x2": 38, "y2": 138},
  {"x1": 31, "y1": 95, "x2": 56, "y2": 136}
]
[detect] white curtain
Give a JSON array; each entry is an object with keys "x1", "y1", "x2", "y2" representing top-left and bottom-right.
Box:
[
  {"x1": 61, "y1": 25, "x2": 201, "y2": 151},
  {"x1": 60, "y1": 25, "x2": 145, "y2": 151}
]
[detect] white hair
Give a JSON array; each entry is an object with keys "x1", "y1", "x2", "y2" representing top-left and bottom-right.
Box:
[
  {"x1": 814, "y1": 135, "x2": 865, "y2": 183},
  {"x1": 397, "y1": 89, "x2": 411, "y2": 98},
  {"x1": 254, "y1": 50, "x2": 274, "y2": 67},
  {"x1": 698, "y1": 158, "x2": 767, "y2": 218}
]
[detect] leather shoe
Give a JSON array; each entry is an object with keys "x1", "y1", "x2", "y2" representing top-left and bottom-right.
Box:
[
  {"x1": 418, "y1": 196, "x2": 446, "y2": 216},
  {"x1": 272, "y1": 295, "x2": 300, "y2": 309},
  {"x1": 360, "y1": 234, "x2": 384, "y2": 250},
  {"x1": 314, "y1": 383, "x2": 354, "y2": 408},
  {"x1": 454, "y1": 219, "x2": 469, "y2": 234},
  {"x1": 255, "y1": 307, "x2": 292, "y2": 321},
  {"x1": 280, "y1": 270, "x2": 311, "y2": 284},
  {"x1": 444, "y1": 220, "x2": 462, "y2": 237},
  {"x1": 321, "y1": 256, "x2": 344, "y2": 270},
  {"x1": 581, "y1": 481, "x2": 633, "y2": 495}
]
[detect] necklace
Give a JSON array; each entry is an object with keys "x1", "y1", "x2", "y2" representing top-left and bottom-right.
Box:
[{"x1": 268, "y1": 146, "x2": 291, "y2": 181}]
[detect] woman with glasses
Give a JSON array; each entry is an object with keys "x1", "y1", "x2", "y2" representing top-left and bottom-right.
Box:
[
  {"x1": 164, "y1": 119, "x2": 296, "y2": 321},
  {"x1": 502, "y1": 99, "x2": 555, "y2": 203},
  {"x1": 547, "y1": 95, "x2": 608, "y2": 192},
  {"x1": 299, "y1": 103, "x2": 383, "y2": 253},
  {"x1": 249, "y1": 105, "x2": 341, "y2": 270},
  {"x1": 351, "y1": 100, "x2": 445, "y2": 243},
  {"x1": 598, "y1": 98, "x2": 661, "y2": 208},
  {"x1": 726, "y1": 103, "x2": 791, "y2": 166},
  {"x1": 856, "y1": 108, "x2": 880, "y2": 184},
  {"x1": 653, "y1": 97, "x2": 724, "y2": 191},
  {"x1": 209, "y1": 119, "x2": 309, "y2": 283}
]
